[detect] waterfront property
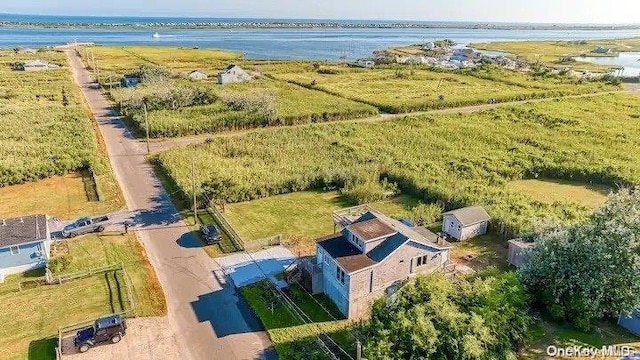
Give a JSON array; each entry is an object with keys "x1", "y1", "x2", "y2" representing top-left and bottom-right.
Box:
[
  {"x1": 307, "y1": 208, "x2": 451, "y2": 318},
  {"x1": 442, "y1": 206, "x2": 490, "y2": 241},
  {"x1": 217, "y1": 64, "x2": 252, "y2": 84},
  {"x1": 0, "y1": 214, "x2": 51, "y2": 282}
]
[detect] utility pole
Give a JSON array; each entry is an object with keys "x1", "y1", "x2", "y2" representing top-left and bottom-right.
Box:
[
  {"x1": 192, "y1": 160, "x2": 198, "y2": 225},
  {"x1": 143, "y1": 102, "x2": 150, "y2": 154}
]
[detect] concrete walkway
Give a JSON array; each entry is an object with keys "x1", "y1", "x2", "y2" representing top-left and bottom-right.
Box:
[
  {"x1": 216, "y1": 246, "x2": 295, "y2": 288},
  {"x1": 65, "y1": 50, "x2": 275, "y2": 360}
]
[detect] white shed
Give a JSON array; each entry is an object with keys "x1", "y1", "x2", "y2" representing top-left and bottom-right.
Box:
[
  {"x1": 188, "y1": 70, "x2": 208, "y2": 80},
  {"x1": 442, "y1": 206, "x2": 490, "y2": 241},
  {"x1": 507, "y1": 239, "x2": 535, "y2": 268},
  {"x1": 217, "y1": 64, "x2": 252, "y2": 85}
]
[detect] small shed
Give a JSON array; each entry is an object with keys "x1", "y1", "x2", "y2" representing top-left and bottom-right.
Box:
[
  {"x1": 354, "y1": 59, "x2": 375, "y2": 68},
  {"x1": 121, "y1": 74, "x2": 141, "y2": 88},
  {"x1": 442, "y1": 206, "x2": 490, "y2": 241},
  {"x1": 619, "y1": 309, "x2": 640, "y2": 336},
  {"x1": 217, "y1": 64, "x2": 252, "y2": 85},
  {"x1": 189, "y1": 70, "x2": 208, "y2": 80},
  {"x1": 507, "y1": 238, "x2": 535, "y2": 268}
]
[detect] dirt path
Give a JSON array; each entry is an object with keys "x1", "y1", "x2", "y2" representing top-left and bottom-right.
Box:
[
  {"x1": 148, "y1": 89, "x2": 625, "y2": 153},
  {"x1": 66, "y1": 50, "x2": 275, "y2": 360}
]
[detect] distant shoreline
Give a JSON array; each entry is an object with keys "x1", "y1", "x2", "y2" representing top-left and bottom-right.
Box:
[{"x1": 2, "y1": 20, "x2": 640, "y2": 31}]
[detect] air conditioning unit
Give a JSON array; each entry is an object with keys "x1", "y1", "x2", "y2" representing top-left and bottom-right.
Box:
[{"x1": 34, "y1": 251, "x2": 42, "y2": 257}]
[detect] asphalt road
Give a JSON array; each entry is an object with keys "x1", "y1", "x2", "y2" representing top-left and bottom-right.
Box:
[{"x1": 66, "y1": 50, "x2": 275, "y2": 360}]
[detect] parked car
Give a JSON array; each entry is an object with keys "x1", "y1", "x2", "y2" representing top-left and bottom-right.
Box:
[
  {"x1": 74, "y1": 314, "x2": 127, "y2": 353},
  {"x1": 200, "y1": 224, "x2": 222, "y2": 244},
  {"x1": 62, "y1": 215, "x2": 111, "y2": 238}
]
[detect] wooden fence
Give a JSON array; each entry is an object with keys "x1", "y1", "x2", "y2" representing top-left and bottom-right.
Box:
[{"x1": 207, "y1": 205, "x2": 281, "y2": 252}]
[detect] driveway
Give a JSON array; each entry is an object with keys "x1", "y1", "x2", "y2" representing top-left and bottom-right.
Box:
[
  {"x1": 65, "y1": 50, "x2": 275, "y2": 360},
  {"x1": 216, "y1": 246, "x2": 295, "y2": 288}
]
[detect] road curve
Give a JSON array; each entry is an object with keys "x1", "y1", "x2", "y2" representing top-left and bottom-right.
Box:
[{"x1": 65, "y1": 50, "x2": 275, "y2": 360}]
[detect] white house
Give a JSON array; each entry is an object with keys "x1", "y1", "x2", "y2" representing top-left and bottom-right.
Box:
[
  {"x1": 188, "y1": 70, "x2": 208, "y2": 80},
  {"x1": 442, "y1": 206, "x2": 490, "y2": 241},
  {"x1": 423, "y1": 42, "x2": 436, "y2": 51},
  {"x1": 354, "y1": 59, "x2": 375, "y2": 68},
  {"x1": 217, "y1": 64, "x2": 252, "y2": 85},
  {"x1": 0, "y1": 214, "x2": 52, "y2": 282}
]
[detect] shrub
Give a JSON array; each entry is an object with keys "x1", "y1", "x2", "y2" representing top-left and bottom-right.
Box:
[
  {"x1": 341, "y1": 179, "x2": 398, "y2": 205},
  {"x1": 409, "y1": 203, "x2": 442, "y2": 226},
  {"x1": 219, "y1": 90, "x2": 277, "y2": 122}
]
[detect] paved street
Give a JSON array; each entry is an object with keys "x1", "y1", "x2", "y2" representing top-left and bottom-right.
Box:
[{"x1": 65, "y1": 50, "x2": 275, "y2": 360}]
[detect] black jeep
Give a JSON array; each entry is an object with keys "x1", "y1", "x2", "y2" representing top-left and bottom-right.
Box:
[{"x1": 74, "y1": 314, "x2": 127, "y2": 353}]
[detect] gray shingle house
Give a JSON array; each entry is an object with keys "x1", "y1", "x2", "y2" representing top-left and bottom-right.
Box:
[
  {"x1": 0, "y1": 214, "x2": 51, "y2": 282},
  {"x1": 442, "y1": 206, "x2": 490, "y2": 240},
  {"x1": 310, "y1": 209, "x2": 452, "y2": 318},
  {"x1": 217, "y1": 64, "x2": 252, "y2": 85}
]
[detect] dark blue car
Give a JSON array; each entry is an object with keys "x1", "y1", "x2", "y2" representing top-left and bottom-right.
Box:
[{"x1": 74, "y1": 314, "x2": 127, "y2": 353}]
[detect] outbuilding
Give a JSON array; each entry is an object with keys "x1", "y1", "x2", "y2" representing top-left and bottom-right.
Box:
[
  {"x1": 188, "y1": 70, "x2": 208, "y2": 80},
  {"x1": 0, "y1": 214, "x2": 52, "y2": 282},
  {"x1": 16, "y1": 59, "x2": 59, "y2": 71},
  {"x1": 619, "y1": 309, "x2": 640, "y2": 336},
  {"x1": 217, "y1": 64, "x2": 252, "y2": 85},
  {"x1": 507, "y1": 238, "x2": 535, "y2": 268},
  {"x1": 442, "y1": 206, "x2": 490, "y2": 241}
]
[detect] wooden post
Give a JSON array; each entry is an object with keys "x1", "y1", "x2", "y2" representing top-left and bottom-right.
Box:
[
  {"x1": 192, "y1": 160, "x2": 198, "y2": 225},
  {"x1": 143, "y1": 103, "x2": 150, "y2": 154},
  {"x1": 356, "y1": 340, "x2": 362, "y2": 360}
]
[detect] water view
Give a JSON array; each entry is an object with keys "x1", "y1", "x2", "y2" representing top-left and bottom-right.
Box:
[{"x1": 575, "y1": 52, "x2": 640, "y2": 76}]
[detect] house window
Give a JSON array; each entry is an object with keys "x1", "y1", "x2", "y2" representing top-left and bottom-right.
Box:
[
  {"x1": 416, "y1": 255, "x2": 428, "y2": 267},
  {"x1": 336, "y1": 265, "x2": 346, "y2": 285},
  {"x1": 10, "y1": 246, "x2": 20, "y2": 255},
  {"x1": 457, "y1": 225, "x2": 462, "y2": 231}
]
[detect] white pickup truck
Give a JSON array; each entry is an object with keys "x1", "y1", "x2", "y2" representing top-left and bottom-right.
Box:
[{"x1": 62, "y1": 215, "x2": 111, "y2": 238}]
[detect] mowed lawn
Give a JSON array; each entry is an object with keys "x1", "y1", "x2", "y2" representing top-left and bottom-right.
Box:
[
  {"x1": 0, "y1": 172, "x2": 124, "y2": 220},
  {"x1": 223, "y1": 191, "x2": 419, "y2": 251},
  {"x1": 507, "y1": 178, "x2": 610, "y2": 208},
  {"x1": 0, "y1": 234, "x2": 166, "y2": 360}
]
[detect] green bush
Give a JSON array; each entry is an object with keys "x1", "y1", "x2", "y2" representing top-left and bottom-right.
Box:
[{"x1": 409, "y1": 203, "x2": 442, "y2": 226}]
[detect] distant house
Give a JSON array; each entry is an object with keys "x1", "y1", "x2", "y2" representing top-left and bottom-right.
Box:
[
  {"x1": 354, "y1": 59, "x2": 375, "y2": 68},
  {"x1": 423, "y1": 42, "x2": 436, "y2": 51},
  {"x1": 20, "y1": 48, "x2": 38, "y2": 54},
  {"x1": 121, "y1": 74, "x2": 141, "y2": 88},
  {"x1": 188, "y1": 70, "x2": 208, "y2": 80},
  {"x1": 16, "y1": 59, "x2": 59, "y2": 71},
  {"x1": 308, "y1": 209, "x2": 452, "y2": 318},
  {"x1": 0, "y1": 214, "x2": 51, "y2": 282},
  {"x1": 507, "y1": 238, "x2": 535, "y2": 268},
  {"x1": 450, "y1": 48, "x2": 478, "y2": 61},
  {"x1": 442, "y1": 206, "x2": 490, "y2": 241},
  {"x1": 217, "y1": 64, "x2": 252, "y2": 85},
  {"x1": 593, "y1": 46, "x2": 612, "y2": 54}
]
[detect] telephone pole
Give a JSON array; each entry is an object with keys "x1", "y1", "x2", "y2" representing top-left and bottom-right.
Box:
[
  {"x1": 192, "y1": 160, "x2": 198, "y2": 225},
  {"x1": 143, "y1": 103, "x2": 150, "y2": 154}
]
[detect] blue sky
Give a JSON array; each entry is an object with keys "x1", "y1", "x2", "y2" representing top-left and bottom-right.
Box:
[{"x1": 2, "y1": 0, "x2": 638, "y2": 24}]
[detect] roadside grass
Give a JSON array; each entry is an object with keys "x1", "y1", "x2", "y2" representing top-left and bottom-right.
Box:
[
  {"x1": 222, "y1": 191, "x2": 420, "y2": 253},
  {"x1": 0, "y1": 233, "x2": 167, "y2": 360},
  {"x1": 471, "y1": 38, "x2": 640, "y2": 72},
  {"x1": 272, "y1": 67, "x2": 612, "y2": 113},
  {"x1": 0, "y1": 171, "x2": 124, "y2": 220},
  {"x1": 523, "y1": 316, "x2": 640, "y2": 359},
  {"x1": 241, "y1": 281, "x2": 354, "y2": 360},
  {"x1": 507, "y1": 178, "x2": 610, "y2": 208}
]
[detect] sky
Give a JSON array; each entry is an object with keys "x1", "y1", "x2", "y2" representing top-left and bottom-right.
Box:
[{"x1": 1, "y1": 0, "x2": 638, "y2": 24}]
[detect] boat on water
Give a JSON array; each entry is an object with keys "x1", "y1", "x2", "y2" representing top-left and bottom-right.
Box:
[{"x1": 152, "y1": 32, "x2": 161, "y2": 39}]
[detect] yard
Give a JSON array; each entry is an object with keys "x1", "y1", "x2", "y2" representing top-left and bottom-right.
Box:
[
  {"x1": 241, "y1": 281, "x2": 355, "y2": 360},
  {"x1": 222, "y1": 191, "x2": 420, "y2": 253},
  {"x1": 0, "y1": 234, "x2": 166, "y2": 360}
]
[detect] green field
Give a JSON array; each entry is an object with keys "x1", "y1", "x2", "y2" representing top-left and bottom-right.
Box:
[
  {"x1": 507, "y1": 178, "x2": 610, "y2": 208},
  {"x1": 157, "y1": 93, "x2": 640, "y2": 235},
  {"x1": 117, "y1": 77, "x2": 377, "y2": 137},
  {"x1": 472, "y1": 38, "x2": 640, "y2": 72},
  {"x1": 0, "y1": 234, "x2": 166, "y2": 360},
  {"x1": 273, "y1": 66, "x2": 615, "y2": 113},
  {"x1": 0, "y1": 51, "x2": 108, "y2": 187}
]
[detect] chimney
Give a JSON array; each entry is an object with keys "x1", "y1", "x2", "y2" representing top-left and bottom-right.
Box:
[
  {"x1": 20, "y1": 218, "x2": 24, "y2": 223},
  {"x1": 1, "y1": 219, "x2": 5, "y2": 226}
]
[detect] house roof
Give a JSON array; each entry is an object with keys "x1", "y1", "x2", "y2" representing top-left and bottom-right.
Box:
[
  {"x1": 190, "y1": 70, "x2": 206, "y2": 74},
  {"x1": 365, "y1": 211, "x2": 451, "y2": 250},
  {"x1": 442, "y1": 206, "x2": 490, "y2": 226},
  {"x1": 367, "y1": 233, "x2": 409, "y2": 263},
  {"x1": 23, "y1": 60, "x2": 52, "y2": 67},
  {"x1": 0, "y1": 214, "x2": 47, "y2": 248},
  {"x1": 347, "y1": 218, "x2": 396, "y2": 241},
  {"x1": 317, "y1": 233, "x2": 377, "y2": 273}
]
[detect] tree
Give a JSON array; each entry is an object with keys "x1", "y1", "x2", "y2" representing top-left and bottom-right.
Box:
[
  {"x1": 360, "y1": 270, "x2": 530, "y2": 359},
  {"x1": 519, "y1": 189, "x2": 640, "y2": 331}
]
